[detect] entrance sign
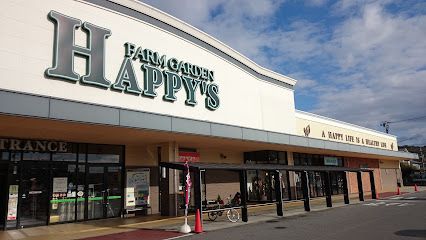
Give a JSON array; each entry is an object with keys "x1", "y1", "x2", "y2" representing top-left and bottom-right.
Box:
[
  {"x1": 46, "y1": 11, "x2": 220, "y2": 111},
  {"x1": 0, "y1": 139, "x2": 68, "y2": 152}
]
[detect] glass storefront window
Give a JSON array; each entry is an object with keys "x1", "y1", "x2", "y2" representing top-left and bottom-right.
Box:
[
  {"x1": 247, "y1": 170, "x2": 258, "y2": 201},
  {"x1": 309, "y1": 172, "x2": 325, "y2": 198},
  {"x1": 107, "y1": 166, "x2": 122, "y2": 217},
  {"x1": 244, "y1": 150, "x2": 287, "y2": 165},
  {"x1": 52, "y1": 153, "x2": 77, "y2": 162},
  {"x1": 1, "y1": 141, "x2": 124, "y2": 229},
  {"x1": 10, "y1": 152, "x2": 21, "y2": 162},
  {"x1": 294, "y1": 153, "x2": 344, "y2": 167},
  {"x1": 78, "y1": 144, "x2": 87, "y2": 164},
  {"x1": 87, "y1": 166, "x2": 104, "y2": 220},
  {"x1": 76, "y1": 165, "x2": 85, "y2": 221},
  {"x1": 19, "y1": 162, "x2": 49, "y2": 227},
  {"x1": 1, "y1": 152, "x2": 9, "y2": 161},
  {"x1": 22, "y1": 152, "x2": 50, "y2": 161},
  {"x1": 50, "y1": 164, "x2": 77, "y2": 223},
  {"x1": 247, "y1": 170, "x2": 275, "y2": 202},
  {"x1": 52, "y1": 144, "x2": 77, "y2": 162},
  {"x1": 87, "y1": 145, "x2": 121, "y2": 163},
  {"x1": 295, "y1": 172, "x2": 303, "y2": 200},
  {"x1": 280, "y1": 171, "x2": 290, "y2": 200},
  {"x1": 244, "y1": 150, "x2": 287, "y2": 202}
]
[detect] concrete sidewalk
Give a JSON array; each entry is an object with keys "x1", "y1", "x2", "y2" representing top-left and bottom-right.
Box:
[{"x1": 1, "y1": 186, "x2": 424, "y2": 240}]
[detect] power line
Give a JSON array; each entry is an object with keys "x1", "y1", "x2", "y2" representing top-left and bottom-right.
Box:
[
  {"x1": 390, "y1": 115, "x2": 426, "y2": 124},
  {"x1": 381, "y1": 114, "x2": 426, "y2": 133},
  {"x1": 398, "y1": 136, "x2": 418, "y2": 143}
]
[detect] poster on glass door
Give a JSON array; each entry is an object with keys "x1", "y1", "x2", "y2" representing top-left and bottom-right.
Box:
[{"x1": 7, "y1": 185, "x2": 18, "y2": 220}]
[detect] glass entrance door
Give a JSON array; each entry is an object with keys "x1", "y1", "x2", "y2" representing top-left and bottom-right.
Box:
[
  {"x1": 87, "y1": 166, "x2": 122, "y2": 220},
  {"x1": 19, "y1": 162, "x2": 50, "y2": 228},
  {"x1": 87, "y1": 166, "x2": 105, "y2": 220}
]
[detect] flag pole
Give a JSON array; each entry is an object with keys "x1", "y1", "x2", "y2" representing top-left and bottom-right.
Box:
[{"x1": 180, "y1": 160, "x2": 191, "y2": 233}]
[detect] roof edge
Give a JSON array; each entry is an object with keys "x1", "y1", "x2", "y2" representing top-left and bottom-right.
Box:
[
  {"x1": 295, "y1": 110, "x2": 397, "y2": 139},
  {"x1": 105, "y1": 0, "x2": 297, "y2": 86}
]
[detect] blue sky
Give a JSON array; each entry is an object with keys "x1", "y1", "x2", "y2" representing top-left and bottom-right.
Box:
[{"x1": 142, "y1": 0, "x2": 426, "y2": 146}]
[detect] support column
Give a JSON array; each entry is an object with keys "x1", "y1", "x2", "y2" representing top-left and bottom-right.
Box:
[
  {"x1": 324, "y1": 172, "x2": 332, "y2": 207},
  {"x1": 194, "y1": 168, "x2": 202, "y2": 223},
  {"x1": 357, "y1": 172, "x2": 364, "y2": 201},
  {"x1": 239, "y1": 170, "x2": 248, "y2": 222},
  {"x1": 342, "y1": 172, "x2": 350, "y2": 204},
  {"x1": 274, "y1": 171, "x2": 283, "y2": 216},
  {"x1": 369, "y1": 171, "x2": 377, "y2": 199},
  {"x1": 301, "y1": 171, "x2": 310, "y2": 211},
  {"x1": 287, "y1": 152, "x2": 296, "y2": 200}
]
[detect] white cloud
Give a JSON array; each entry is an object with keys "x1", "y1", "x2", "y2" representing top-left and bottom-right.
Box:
[
  {"x1": 140, "y1": 0, "x2": 426, "y2": 145},
  {"x1": 313, "y1": 2, "x2": 426, "y2": 145}
]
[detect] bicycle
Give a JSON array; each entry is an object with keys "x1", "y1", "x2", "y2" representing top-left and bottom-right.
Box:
[{"x1": 206, "y1": 193, "x2": 240, "y2": 223}]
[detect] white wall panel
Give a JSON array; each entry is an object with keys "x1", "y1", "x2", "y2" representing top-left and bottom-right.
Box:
[{"x1": 0, "y1": 0, "x2": 296, "y2": 134}]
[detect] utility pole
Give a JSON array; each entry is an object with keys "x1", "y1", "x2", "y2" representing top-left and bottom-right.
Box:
[
  {"x1": 380, "y1": 115, "x2": 426, "y2": 134},
  {"x1": 380, "y1": 121, "x2": 390, "y2": 133}
]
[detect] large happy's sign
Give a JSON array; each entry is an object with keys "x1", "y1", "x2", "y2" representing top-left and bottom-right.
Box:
[{"x1": 45, "y1": 11, "x2": 220, "y2": 111}]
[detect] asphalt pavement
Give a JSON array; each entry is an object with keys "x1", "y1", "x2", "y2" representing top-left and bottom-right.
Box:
[{"x1": 184, "y1": 191, "x2": 426, "y2": 240}]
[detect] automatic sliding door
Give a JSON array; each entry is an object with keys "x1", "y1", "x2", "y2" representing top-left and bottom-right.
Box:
[
  {"x1": 106, "y1": 166, "x2": 122, "y2": 218},
  {"x1": 19, "y1": 161, "x2": 50, "y2": 228},
  {"x1": 87, "y1": 166, "x2": 105, "y2": 220},
  {"x1": 49, "y1": 163, "x2": 77, "y2": 223},
  {"x1": 87, "y1": 166, "x2": 122, "y2": 219}
]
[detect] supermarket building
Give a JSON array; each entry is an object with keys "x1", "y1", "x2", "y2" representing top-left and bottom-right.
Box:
[{"x1": 0, "y1": 0, "x2": 417, "y2": 230}]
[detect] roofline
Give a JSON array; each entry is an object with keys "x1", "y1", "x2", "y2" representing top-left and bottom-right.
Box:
[
  {"x1": 296, "y1": 110, "x2": 397, "y2": 139},
  {"x1": 102, "y1": 0, "x2": 297, "y2": 87},
  {"x1": 0, "y1": 89, "x2": 418, "y2": 161}
]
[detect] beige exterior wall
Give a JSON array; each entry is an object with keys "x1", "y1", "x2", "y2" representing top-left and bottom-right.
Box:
[
  {"x1": 197, "y1": 149, "x2": 243, "y2": 164},
  {"x1": 126, "y1": 145, "x2": 158, "y2": 166},
  {"x1": 204, "y1": 170, "x2": 240, "y2": 201},
  {"x1": 0, "y1": 0, "x2": 297, "y2": 135},
  {"x1": 192, "y1": 148, "x2": 242, "y2": 202},
  {"x1": 379, "y1": 160, "x2": 402, "y2": 192},
  {"x1": 296, "y1": 111, "x2": 397, "y2": 151}
]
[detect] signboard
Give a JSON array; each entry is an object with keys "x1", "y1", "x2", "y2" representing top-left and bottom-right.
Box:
[
  {"x1": 45, "y1": 11, "x2": 220, "y2": 111},
  {"x1": 0, "y1": 138, "x2": 68, "y2": 152},
  {"x1": 125, "y1": 187, "x2": 136, "y2": 209},
  {"x1": 7, "y1": 185, "x2": 19, "y2": 221},
  {"x1": 178, "y1": 152, "x2": 200, "y2": 162},
  {"x1": 324, "y1": 156, "x2": 339, "y2": 166},
  {"x1": 126, "y1": 169, "x2": 150, "y2": 206},
  {"x1": 53, "y1": 177, "x2": 68, "y2": 193}
]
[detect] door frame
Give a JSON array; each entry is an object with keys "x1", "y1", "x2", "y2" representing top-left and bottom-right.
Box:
[
  {"x1": 0, "y1": 163, "x2": 9, "y2": 231},
  {"x1": 86, "y1": 164, "x2": 123, "y2": 220},
  {"x1": 16, "y1": 160, "x2": 51, "y2": 228}
]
